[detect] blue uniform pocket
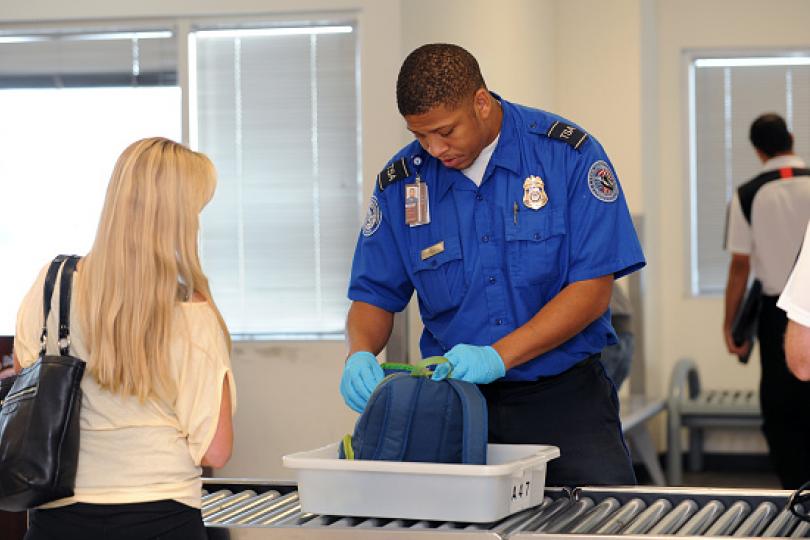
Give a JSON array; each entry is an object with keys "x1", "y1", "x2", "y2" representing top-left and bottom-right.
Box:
[
  {"x1": 411, "y1": 235, "x2": 466, "y2": 315},
  {"x1": 504, "y1": 208, "x2": 565, "y2": 285}
]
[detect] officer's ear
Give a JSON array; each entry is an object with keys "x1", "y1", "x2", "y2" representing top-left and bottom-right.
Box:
[{"x1": 472, "y1": 88, "x2": 492, "y2": 120}]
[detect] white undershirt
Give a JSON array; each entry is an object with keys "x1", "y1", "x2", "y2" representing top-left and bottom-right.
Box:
[{"x1": 462, "y1": 134, "x2": 500, "y2": 187}]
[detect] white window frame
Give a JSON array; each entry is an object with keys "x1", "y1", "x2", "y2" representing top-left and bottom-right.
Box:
[{"x1": 686, "y1": 48, "x2": 810, "y2": 297}]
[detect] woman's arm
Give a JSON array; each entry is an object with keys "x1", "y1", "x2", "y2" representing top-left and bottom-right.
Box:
[{"x1": 201, "y1": 378, "x2": 233, "y2": 468}]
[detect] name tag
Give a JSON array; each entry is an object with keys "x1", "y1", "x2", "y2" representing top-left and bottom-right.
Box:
[{"x1": 420, "y1": 241, "x2": 445, "y2": 261}]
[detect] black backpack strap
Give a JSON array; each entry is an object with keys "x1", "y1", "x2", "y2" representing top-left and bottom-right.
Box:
[
  {"x1": 39, "y1": 255, "x2": 69, "y2": 355},
  {"x1": 57, "y1": 256, "x2": 81, "y2": 356},
  {"x1": 738, "y1": 167, "x2": 810, "y2": 224}
]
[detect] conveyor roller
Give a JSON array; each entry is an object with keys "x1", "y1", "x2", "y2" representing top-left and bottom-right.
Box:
[{"x1": 202, "y1": 480, "x2": 807, "y2": 539}]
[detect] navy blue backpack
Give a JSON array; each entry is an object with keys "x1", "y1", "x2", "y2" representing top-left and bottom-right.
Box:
[{"x1": 339, "y1": 359, "x2": 488, "y2": 464}]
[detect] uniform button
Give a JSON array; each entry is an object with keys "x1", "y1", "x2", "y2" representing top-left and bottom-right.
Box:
[
  {"x1": 533, "y1": 233, "x2": 541, "y2": 240},
  {"x1": 476, "y1": 193, "x2": 483, "y2": 201},
  {"x1": 488, "y1": 276, "x2": 496, "y2": 284},
  {"x1": 481, "y1": 234, "x2": 490, "y2": 243},
  {"x1": 495, "y1": 319, "x2": 504, "y2": 325}
]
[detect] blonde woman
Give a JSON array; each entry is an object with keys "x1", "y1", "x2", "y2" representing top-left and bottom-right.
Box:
[{"x1": 13, "y1": 137, "x2": 235, "y2": 540}]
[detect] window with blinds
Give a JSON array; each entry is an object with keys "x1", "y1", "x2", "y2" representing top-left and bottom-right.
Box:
[
  {"x1": 191, "y1": 25, "x2": 360, "y2": 337},
  {"x1": 688, "y1": 55, "x2": 810, "y2": 295},
  {"x1": 0, "y1": 28, "x2": 180, "y2": 335}
]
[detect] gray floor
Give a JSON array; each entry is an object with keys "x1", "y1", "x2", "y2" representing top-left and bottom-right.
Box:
[
  {"x1": 633, "y1": 455, "x2": 782, "y2": 489},
  {"x1": 680, "y1": 469, "x2": 782, "y2": 489}
]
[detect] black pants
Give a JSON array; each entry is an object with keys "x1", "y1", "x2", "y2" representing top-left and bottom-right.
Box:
[
  {"x1": 480, "y1": 355, "x2": 635, "y2": 487},
  {"x1": 25, "y1": 500, "x2": 207, "y2": 540},
  {"x1": 758, "y1": 295, "x2": 810, "y2": 489}
]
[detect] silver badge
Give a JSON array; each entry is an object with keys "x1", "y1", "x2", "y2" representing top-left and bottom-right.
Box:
[{"x1": 523, "y1": 176, "x2": 548, "y2": 210}]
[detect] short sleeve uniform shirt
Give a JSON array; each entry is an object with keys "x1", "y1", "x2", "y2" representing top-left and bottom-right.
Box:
[{"x1": 349, "y1": 96, "x2": 645, "y2": 380}]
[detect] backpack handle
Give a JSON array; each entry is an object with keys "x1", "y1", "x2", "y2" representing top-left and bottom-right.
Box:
[{"x1": 379, "y1": 356, "x2": 451, "y2": 379}]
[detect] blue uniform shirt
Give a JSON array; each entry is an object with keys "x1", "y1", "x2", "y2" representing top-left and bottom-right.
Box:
[{"x1": 349, "y1": 96, "x2": 645, "y2": 380}]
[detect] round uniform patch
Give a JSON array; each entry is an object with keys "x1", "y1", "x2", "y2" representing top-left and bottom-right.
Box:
[
  {"x1": 587, "y1": 160, "x2": 619, "y2": 203},
  {"x1": 362, "y1": 195, "x2": 382, "y2": 237}
]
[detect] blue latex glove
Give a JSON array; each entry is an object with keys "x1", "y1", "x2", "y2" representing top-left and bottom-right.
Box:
[
  {"x1": 340, "y1": 351, "x2": 385, "y2": 413},
  {"x1": 431, "y1": 344, "x2": 506, "y2": 383}
]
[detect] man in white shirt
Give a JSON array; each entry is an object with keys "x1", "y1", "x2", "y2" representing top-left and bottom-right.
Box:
[
  {"x1": 778, "y1": 223, "x2": 810, "y2": 380},
  {"x1": 724, "y1": 113, "x2": 810, "y2": 489}
]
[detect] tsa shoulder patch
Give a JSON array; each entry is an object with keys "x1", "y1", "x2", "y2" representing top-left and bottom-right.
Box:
[
  {"x1": 377, "y1": 157, "x2": 411, "y2": 191},
  {"x1": 362, "y1": 195, "x2": 382, "y2": 237},
  {"x1": 546, "y1": 120, "x2": 589, "y2": 150},
  {"x1": 587, "y1": 160, "x2": 619, "y2": 203}
]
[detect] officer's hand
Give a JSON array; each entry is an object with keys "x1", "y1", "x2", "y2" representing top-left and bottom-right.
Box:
[
  {"x1": 431, "y1": 344, "x2": 506, "y2": 384},
  {"x1": 340, "y1": 351, "x2": 385, "y2": 413}
]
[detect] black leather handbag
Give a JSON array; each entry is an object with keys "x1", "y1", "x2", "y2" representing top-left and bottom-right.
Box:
[{"x1": 0, "y1": 255, "x2": 85, "y2": 511}]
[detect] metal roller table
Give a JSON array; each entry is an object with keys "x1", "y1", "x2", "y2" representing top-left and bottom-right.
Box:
[{"x1": 202, "y1": 479, "x2": 807, "y2": 539}]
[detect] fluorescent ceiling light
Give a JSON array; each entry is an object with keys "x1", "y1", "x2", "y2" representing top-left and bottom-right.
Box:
[
  {"x1": 195, "y1": 26, "x2": 353, "y2": 39},
  {"x1": 0, "y1": 31, "x2": 172, "y2": 44},
  {"x1": 695, "y1": 57, "x2": 810, "y2": 68}
]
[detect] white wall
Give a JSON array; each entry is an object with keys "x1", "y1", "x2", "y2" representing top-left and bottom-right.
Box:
[{"x1": 554, "y1": 0, "x2": 645, "y2": 213}]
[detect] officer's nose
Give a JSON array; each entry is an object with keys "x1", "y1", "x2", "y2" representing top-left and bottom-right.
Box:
[{"x1": 424, "y1": 135, "x2": 448, "y2": 159}]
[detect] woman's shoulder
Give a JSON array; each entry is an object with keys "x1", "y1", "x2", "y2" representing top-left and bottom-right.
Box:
[
  {"x1": 177, "y1": 297, "x2": 224, "y2": 339},
  {"x1": 18, "y1": 262, "x2": 54, "y2": 311},
  {"x1": 174, "y1": 299, "x2": 229, "y2": 366},
  {"x1": 179, "y1": 296, "x2": 217, "y2": 321}
]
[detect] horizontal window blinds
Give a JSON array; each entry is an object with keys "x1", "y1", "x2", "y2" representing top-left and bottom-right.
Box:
[
  {"x1": 194, "y1": 27, "x2": 359, "y2": 335},
  {"x1": 0, "y1": 30, "x2": 176, "y2": 88}
]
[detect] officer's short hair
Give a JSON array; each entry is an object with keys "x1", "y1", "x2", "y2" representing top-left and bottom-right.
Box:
[
  {"x1": 396, "y1": 43, "x2": 486, "y2": 116},
  {"x1": 750, "y1": 113, "x2": 793, "y2": 157}
]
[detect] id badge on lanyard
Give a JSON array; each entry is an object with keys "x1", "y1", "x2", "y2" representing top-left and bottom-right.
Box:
[{"x1": 405, "y1": 174, "x2": 430, "y2": 226}]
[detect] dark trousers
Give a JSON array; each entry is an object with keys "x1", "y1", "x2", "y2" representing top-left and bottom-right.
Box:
[
  {"x1": 25, "y1": 500, "x2": 207, "y2": 540},
  {"x1": 758, "y1": 295, "x2": 810, "y2": 489},
  {"x1": 480, "y1": 356, "x2": 635, "y2": 487}
]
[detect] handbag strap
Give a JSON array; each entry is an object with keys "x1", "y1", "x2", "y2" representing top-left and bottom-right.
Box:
[
  {"x1": 38, "y1": 255, "x2": 69, "y2": 355},
  {"x1": 57, "y1": 256, "x2": 81, "y2": 356}
]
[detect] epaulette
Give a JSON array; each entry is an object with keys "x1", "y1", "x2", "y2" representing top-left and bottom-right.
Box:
[
  {"x1": 544, "y1": 120, "x2": 589, "y2": 151},
  {"x1": 377, "y1": 157, "x2": 412, "y2": 191}
]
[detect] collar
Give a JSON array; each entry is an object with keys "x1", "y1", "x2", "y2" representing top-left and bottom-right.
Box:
[
  {"x1": 486, "y1": 93, "x2": 521, "y2": 177},
  {"x1": 433, "y1": 92, "x2": 521, "y2": 199},
  {"x1": 762, "y1": 154, "x2": 805, "y2": 171}
]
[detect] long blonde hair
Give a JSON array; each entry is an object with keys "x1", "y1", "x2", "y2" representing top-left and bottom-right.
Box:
[{"x1": 76, "y1": 137, "x2": 230, "y2": 401}]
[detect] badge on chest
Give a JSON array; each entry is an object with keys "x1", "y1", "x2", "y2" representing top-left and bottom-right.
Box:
[{"x1": 522, "y1": 175, "x2": 548, "y2": 210}]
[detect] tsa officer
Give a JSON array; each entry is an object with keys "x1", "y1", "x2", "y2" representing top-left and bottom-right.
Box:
[{"x1": 340, "y1": 44, "x2": 645, "y2": 486}]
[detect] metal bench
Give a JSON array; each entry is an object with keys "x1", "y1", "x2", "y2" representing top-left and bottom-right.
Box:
[
  {"x1": 666, "y1": 357, "x2": 762, "y2": 485},
  {"x1": 620, "y1": 394, "x2": 667, "y2": 485}
]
